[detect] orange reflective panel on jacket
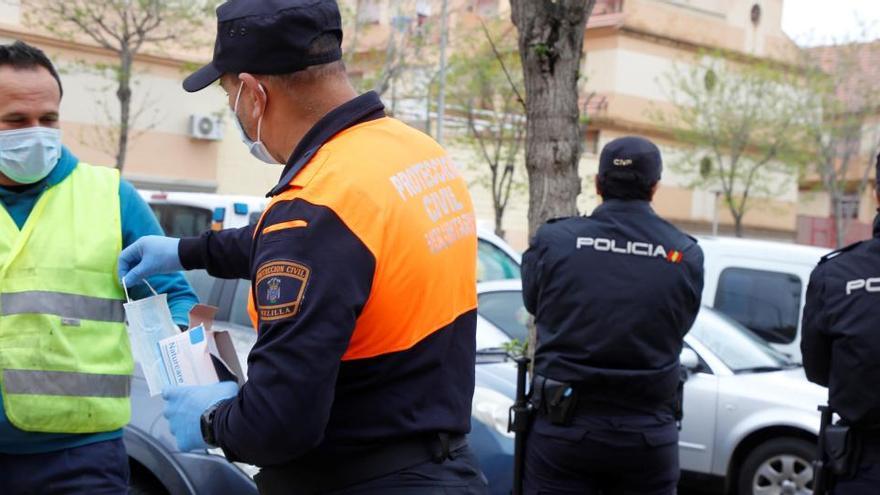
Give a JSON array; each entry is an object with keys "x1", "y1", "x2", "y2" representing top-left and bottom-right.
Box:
[{"x1": 246, "y1": 117, "x2": 477, "y2": 360}]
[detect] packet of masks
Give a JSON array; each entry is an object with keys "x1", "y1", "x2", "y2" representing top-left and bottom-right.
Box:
[
  {"x1": 158, "y1": 306, "x2": 245, "y2": 389},
  {"x1": 189, "y1": 305, "x2": 246, "y2": 387},
  {"x1": 158, "y1": 325, "x2": 218, "y2": 387},
  {"x1": 123, "y1": 282, "x2": 244, "y2": 396}
]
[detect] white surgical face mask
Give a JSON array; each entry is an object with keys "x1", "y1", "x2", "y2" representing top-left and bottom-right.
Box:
[
  {"x1": 232, "y1": 82, "x2": 279, "y2": 165},
  {"x1": 0, "y1": 126, "x2": 62, "y2": 184},
  {"x1": 122, "y1": 280, "x2": 180, "y2": 396}
]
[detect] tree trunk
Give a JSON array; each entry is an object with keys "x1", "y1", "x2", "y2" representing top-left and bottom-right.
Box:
[
  {"x1": 510, "y1": 0, "x2": 594, "y2": 238},
  {"x1": 722, "y1": 192, "x2": 744, "y2": 238},
  {"x1": 115, "y1": 51, "x2": 133, "y2": 173},
  {"x1": 495, "y1": 162, "x2": 515, "y2": 240},
  {"x1": 832, "y1": 197, "x2": 847, "y2": 248},
  {"x1": 494, "y1": 212, "x2": 505, "y2": 239}
]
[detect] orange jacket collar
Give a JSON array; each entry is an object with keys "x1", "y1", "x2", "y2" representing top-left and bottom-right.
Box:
[{"x1": 268, "y1": 91, "x2": 386, "y2": 198}]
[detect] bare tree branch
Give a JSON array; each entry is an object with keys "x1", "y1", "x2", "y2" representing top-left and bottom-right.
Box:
[
  {"x1": 28, "y1": 0, "x2": 216, "y2": 171},
  {"x1": 651, "y1": 51, "x2": 807, "y2": 236},
  {"x1": 449, "y1": 18, "x2": 527, "y2": 237},
  {"x1": 479, "y1": 18, "x2": 525, "y2": 111}
]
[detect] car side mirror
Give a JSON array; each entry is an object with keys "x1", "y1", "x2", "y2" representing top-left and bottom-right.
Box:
[{"x1": 680, "y1": 348, "x2": 700, "y2": 372}]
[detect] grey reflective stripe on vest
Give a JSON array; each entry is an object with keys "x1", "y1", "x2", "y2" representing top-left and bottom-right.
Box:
[
  {"x1": 0, "y1": 291, "x2": 125, "y2": 323},
  {"x1": 4, "y1": 369, "x2": 131, "y2": 398}
]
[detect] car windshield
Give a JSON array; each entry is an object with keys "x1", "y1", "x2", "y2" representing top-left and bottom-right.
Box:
[
  {"x1": 477, "y1": 289, "x2": 529, "y2": 343},
  {"x1": 477, "y1": 240, "x2": 521, "y2": 282},
  {"x1": 149, "y1": 204, "x2": 212, "y2": 238},
  {"x1": 690, "y1": 308, "x2": 797, "y2": 373}
]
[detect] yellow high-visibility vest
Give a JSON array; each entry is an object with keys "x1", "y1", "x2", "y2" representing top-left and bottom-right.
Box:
[{"x1": 0, "y1": 163, "x2": 132, "y2": 434}]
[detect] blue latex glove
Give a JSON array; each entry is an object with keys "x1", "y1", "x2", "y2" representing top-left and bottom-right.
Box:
[
  {"x1": 161, "y1": 381, "x2": 239, "y2": 452},
  {"x1": 118, "y1": 235, "x2": 183, "y2": 287}
]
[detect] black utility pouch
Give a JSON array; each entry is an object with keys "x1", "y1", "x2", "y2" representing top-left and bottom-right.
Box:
[
  {"x1": 674, "y1": 375, "x2": 686, "y2": 431},
  {"x1": 826, "y1": 424, "x2": 863, "y2": 478},
  {"x1": 546, "y1": 384, "x2": 578, "y2": 426}
]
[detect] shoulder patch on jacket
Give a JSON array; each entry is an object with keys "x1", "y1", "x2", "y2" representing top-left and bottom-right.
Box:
[
  {"x1": 255, "y1": 260, "x2": 311, "y2": 321},
  {"x1": 819, "y1": 241, "x2": 863, "y2": 265}
]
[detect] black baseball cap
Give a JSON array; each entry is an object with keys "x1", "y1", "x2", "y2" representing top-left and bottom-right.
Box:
[
  {"x1": 598, "y1": 136, "x2": 663, "y2": 183},
  {"x1": 183, "y1": 0, "x2": 343, "y2": 93}
]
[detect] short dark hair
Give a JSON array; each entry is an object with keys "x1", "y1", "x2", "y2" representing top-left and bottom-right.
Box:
[
  {"x1": 0, "y1": 41, "x2": 63, "y2": 98},
  {"x1": 268, "y1": 34, "x2": 347, "y2": 88},
  {"x1": 597, "y1": 169, "x2": 657, "y2": 201}
]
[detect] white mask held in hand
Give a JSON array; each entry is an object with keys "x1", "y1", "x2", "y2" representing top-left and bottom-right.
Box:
[{"x1": 123, "y1": 280, "x2": 180, "y2": 396}]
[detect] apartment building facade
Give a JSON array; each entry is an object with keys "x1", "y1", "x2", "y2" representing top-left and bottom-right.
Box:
[
  {"x1": 795, "y1": 41, "x2": 880, "y2": 248},
  {"x1": 1, "y1": 0, "x2": 841, "y2": 250},
  {"x1": 578, "y1": 0, "x2": 802, "y2": 243},
  {"x1": 0, "y1": 0, "x2": 283, "y2": 196},
  {"x1": 337, "y1": 0, "x2": 807, "y2": 249}
]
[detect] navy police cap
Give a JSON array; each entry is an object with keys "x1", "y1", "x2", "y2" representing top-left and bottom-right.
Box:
[
  {"x1": 598, "y1": 136, "x2": 663, "y2": 183},
  {"x1": 184, "y1": 0, "x2": 343, "y2": 93}
]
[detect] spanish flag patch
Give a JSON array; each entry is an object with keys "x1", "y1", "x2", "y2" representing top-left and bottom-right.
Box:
[{"x1": 667, "y1": 250, "x2": 683, "y2": 264}]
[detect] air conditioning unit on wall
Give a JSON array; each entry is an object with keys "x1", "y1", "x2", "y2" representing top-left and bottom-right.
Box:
[{"x1": 189, "y1": 114, "x2": 224, "y2": 141}]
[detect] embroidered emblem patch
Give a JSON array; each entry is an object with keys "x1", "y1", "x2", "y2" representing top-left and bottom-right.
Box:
[
  {"x1": 255, "y1": 261, "x2": 310, "y2": 322},
  {"x1": 266, "y1": 278, "x2": 282, "y2": 304}
]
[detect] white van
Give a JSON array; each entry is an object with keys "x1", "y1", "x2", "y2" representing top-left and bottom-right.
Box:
[
  {"x1": 138, "y1": 190, "x2": 269, "y2": 237},
  {"x1": 698, "y1": 236, "x2": 830, "y2": 361},
  {"x1": 139, "y1": 190, "x2": 522, "y2": 284}
]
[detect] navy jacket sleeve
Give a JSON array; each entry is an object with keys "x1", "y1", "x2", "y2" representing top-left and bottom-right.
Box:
[
  {"x1": 178, "y1": 225, "x2": 255, "y2": 280},
  {"x1": 802, "y1": 264, "x2": 832, "y2": 386},
  {"x1": 521, "y1": 229, "x2": 545, "y2": 316},
  {"x1": 212, "y1": 199, "x2": 375, "y2": 466},
  {"x1": 681, "y1": 243, "x2": 705, "y2": 336}
]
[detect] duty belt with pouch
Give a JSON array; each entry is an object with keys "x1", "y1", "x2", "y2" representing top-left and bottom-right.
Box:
[
  {"x1": 531, "y1": 374, "x2": 684, "y2": 428},
  {"x1": 826, "y1": 422, "x2": 862, "y2": 478},
  {"x1": 531, "y1": 375, "x2": 579, "y2": 426},
  {"x1": 814, "y1": 404, "x2": 872, "y2": 495},
  {"x1": 254, "y1": 432, "x2": 467, "y2": 495}
]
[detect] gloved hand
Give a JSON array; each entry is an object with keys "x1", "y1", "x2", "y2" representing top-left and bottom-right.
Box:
[
  {"x1": 161, "y1": 381, "x2": 239, "y2": 452},
  {"x1": 118, "y1": 236, "x2": 183, "y2": 287}
]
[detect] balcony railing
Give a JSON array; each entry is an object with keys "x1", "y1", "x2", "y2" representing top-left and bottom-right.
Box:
[
  {"x1": 588, "y1": 0, "x2": 625, "y2": 29},
  {"x1": 593, "y1": 0, "x2": 624, "y2": 16}
]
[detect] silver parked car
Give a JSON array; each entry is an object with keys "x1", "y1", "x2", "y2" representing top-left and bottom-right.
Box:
[{"x1": 476, "y1": 279, "x2": 826, "y2": 495}]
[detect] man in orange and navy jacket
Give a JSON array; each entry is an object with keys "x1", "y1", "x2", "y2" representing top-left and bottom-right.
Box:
[{"x1": 118, "y1": 1, "x2": 486, "y2": 494}]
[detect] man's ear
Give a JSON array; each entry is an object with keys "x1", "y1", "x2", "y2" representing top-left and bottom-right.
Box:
[
  {"x1": 594, "y1": 175, "x2": 602, "y2": 198},
  {"x1": 650, "y1": 181, "x2": 659, "y2": 201},
  {"x1": 239, "y1": 73, "x2": 267, "y2": 120}
]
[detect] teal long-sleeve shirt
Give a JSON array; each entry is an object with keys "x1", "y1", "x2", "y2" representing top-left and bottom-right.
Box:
[{"x1": 0, "y1": 147, "x2": 199, "y2": 454}]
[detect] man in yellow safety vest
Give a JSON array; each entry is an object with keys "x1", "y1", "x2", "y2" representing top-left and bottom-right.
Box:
[{"x1": 0, "y1": 40, "x2": 197, "y2": 494}]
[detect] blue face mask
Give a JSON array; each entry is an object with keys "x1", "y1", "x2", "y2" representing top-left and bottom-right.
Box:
[
  {"x1": 0, "y1": 126, "x2": 62, "y2": 184},
  {"x1": 232, "y1": 82, "x2": 279, "y2": 165}
]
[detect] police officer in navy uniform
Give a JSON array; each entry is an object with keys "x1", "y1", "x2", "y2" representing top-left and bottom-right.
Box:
[
  {"x1": 802, "y1": 154, "x2": 880, "y2": 494},
  {"x1": 521, "y1": 136, "x2": 704, "y2": 494},
  {"x1": 118, "y1": 1, "x2": 487, "y2": 493}
]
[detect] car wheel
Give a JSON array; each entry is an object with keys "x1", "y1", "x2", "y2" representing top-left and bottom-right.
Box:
[{"x1": 737, "y1": 438, "x2": 815, "y2": 495}]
